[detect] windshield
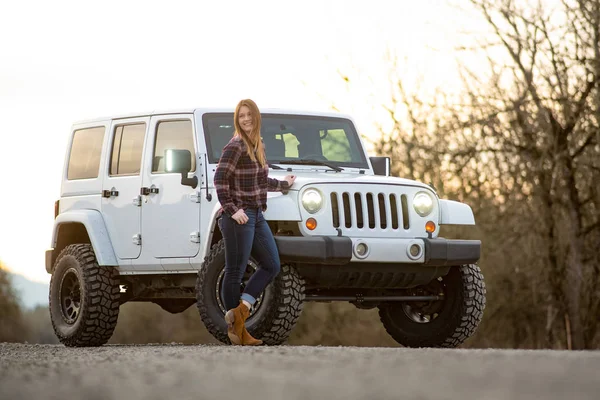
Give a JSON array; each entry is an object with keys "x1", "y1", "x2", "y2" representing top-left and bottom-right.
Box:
[{"x1": 203, "y1": 113, "x2": 369, "y2": 168}]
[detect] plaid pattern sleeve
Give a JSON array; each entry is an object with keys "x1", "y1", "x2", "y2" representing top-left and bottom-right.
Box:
[
  {"x1": 267, "y1": 177, "x2": 289, "y2": 192},
  {"x1": 267, "y1": 177, "x2": 280, "y2": 191},
  {"x1": 215, "y1": 137, "x2": 287, "y2": 216},
  {"x1": 214, "y1": 138, "x2": 243, "y2": 216}
]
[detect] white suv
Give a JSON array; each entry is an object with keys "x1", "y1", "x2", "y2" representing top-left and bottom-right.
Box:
[{"x1": 47, "y1": 107, "x2": 485, "y2": 347}]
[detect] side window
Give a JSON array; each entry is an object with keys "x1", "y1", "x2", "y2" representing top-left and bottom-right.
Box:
[
  {"x1": 152, "y1": 120, "x2": 196, "y2": 173},
  {"x1": 110, "y1": 123, "x2": 146, "y2": 176},
  {"x1": 67, "y1": 126, "x2": 105, "y2": 180},
  {"x1": 321, "y1": 129, "x2": 351, "y2": 162}
]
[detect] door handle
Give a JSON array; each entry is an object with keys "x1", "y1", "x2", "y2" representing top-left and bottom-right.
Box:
[
  {"x1": 141, "y1": 187, "x2": 160, "y2": 195},
  {"x1": 102, "y1": 189, "x2": 119, "y2": 198}
]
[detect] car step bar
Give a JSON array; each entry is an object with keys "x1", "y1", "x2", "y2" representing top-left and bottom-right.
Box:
[{"x1": 305, "y1": 295, "x2": 443, "y2": 302}]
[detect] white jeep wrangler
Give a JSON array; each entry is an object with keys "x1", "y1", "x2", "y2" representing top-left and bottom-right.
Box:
[{"x1": 47, "y1": 107, "x2": 485, "y2": 347}]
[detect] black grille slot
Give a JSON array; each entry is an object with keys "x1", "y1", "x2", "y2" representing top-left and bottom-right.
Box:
[
  {"x1": 378, "y1": 193, "x2": 387, "y2": 229},
  {"x1": 331, "y1": 193, "x2": 340, "y2": 228},
  {"x1": 354, "y1": 193, "x2": 364, "y2": 228},
  {"x1": 342, "y1": 193, "x2": 352, "y2": 228},
  {"x1": 330, "y1": 190, "x2": 408, "y2": 230},
  {"x1": 390, "y1": 194, "x2": 399, "y2": 229},
  {"x1": 367, "y1": 193, "x2": 375, "y2": 228},
  {"x1": 401, "y1": 194, "x2": 410, "y2": 229}
]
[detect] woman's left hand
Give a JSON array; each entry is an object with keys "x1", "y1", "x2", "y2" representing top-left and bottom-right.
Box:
[{"x1": 283, "y1": 175, "x2": 296, "y2": 188}]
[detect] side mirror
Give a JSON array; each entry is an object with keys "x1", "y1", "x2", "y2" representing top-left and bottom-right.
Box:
[
  {"x1": 165, "y1": 149, "x2": 198, "y2": 188},
  {"x1": 370, "y1": 156, "x2": 391, "y2": 176}
]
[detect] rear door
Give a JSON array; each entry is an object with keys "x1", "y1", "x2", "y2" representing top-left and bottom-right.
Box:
[{"x1": 101, "y1": 118, "x2": 148, "y2": 259}]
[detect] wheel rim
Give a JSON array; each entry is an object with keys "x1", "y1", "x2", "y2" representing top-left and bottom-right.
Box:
[
  {"x1": 215, "y1": 259, "x2": 265, "y2": 318},
  {"x1": 59, "y1": 268, "x2": 81, "y2": 324},
  {"x1": 402, "y1": 277, "x2": 445, "y2": 324}
]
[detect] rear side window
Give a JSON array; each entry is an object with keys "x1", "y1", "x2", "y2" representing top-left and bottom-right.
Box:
[
  {"x1": 67, "y1": 126, "x2": 105, "y2": 180},
  {"x1": 152, "y1": 120, "x2": 195, "y2": 173},
  {"x1": 109, "y1": 123, "x2": 146, "y2": 176}
]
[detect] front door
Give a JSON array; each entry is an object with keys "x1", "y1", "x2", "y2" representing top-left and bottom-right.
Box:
[
  {"x1": 138, "y1": 114, "x2": 200, "y2": 264},
  {"x1": 102, "y1": 117, "x2": 149, "y2": 259}
]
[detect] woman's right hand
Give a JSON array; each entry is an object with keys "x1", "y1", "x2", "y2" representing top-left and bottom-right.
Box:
[{"x1": 231, "y1": 209, "x2": 248, "y2": 224}]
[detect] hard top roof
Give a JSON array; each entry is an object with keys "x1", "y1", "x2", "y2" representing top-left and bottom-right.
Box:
[{"x1": 72, "y1": 107, "x2": 351, "y2": 126}]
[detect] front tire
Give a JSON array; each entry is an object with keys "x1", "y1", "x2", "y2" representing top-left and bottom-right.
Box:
[
  {"x1": 379, "y1": 264, "x2": 486, "y2": 348},
  {"x1": 196, "y1": 240, "x2": 305, "y2": 345},
  {"x1": 49, "y1": 244, "x2": 120, "y2": 347}
]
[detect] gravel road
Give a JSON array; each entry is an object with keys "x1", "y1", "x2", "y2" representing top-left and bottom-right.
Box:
[{"x1": 1, "y1": 343, "x2": 598, "y2": 400}]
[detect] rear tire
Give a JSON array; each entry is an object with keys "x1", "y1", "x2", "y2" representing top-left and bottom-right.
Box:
[
  {"x1": 49, "y1": 244, "x2": 120, "y2": 347},
  {"x1": 379, "y1": 264, "x2": 485, "y2": 348}
]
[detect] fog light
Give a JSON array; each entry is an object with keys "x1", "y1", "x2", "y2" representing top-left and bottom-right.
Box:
[
  {"x1": 425, "y1": 221, "x2": 436, "y2": 233},
  {"x1": 406, "y1": 242, "x2": 423, "y2": 260},
  {"x1": 356, "y1": 243, "x2": 368, "y2": 257},
  {"x1": 353, "y1": 241, "x2": 369, "y2": 259},
  {"x1": 306, "y1": 218, "x2": 317, "y2": 230},
  {"x1": 409, "y1": 244, "x2": 420, "y2": 257}
]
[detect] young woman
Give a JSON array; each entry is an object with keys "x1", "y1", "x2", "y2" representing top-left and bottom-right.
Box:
[{"x1": 214, "y1": 99, "x2": 295, "y2": 346}]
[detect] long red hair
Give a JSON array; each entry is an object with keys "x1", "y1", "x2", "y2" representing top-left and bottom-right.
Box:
[{"x1": 233, "y1": 99, "x2": 266, "y2": 167}]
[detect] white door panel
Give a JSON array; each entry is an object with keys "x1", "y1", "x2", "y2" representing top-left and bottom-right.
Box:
[
  {"x1": 136, "y1": 114, "x2": 200, "y2": 267},
  {"x1": 102, "y1": 117, "x2": 149, "y2": 260}
]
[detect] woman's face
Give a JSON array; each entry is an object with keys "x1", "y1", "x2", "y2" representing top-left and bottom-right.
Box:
[{"x1": 238, "y1": 105, "x2": 253, "y2": 135}]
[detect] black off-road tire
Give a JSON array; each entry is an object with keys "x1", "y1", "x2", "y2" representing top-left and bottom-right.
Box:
[
  {"x1": 49, "y1": 244, "x2": 120, "y2": 347},
  {"x1": 379, "y1": 264, "x2": 486, "y2": 348},
  {"x1": 196, "y1": 240, "x2": 305, "y2": 345}
]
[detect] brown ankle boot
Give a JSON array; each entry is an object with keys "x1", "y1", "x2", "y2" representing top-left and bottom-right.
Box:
[
  {"x1": 224, "y1": 301, "x2": 250, "y2": 345},
  {"x1": 241, "y1": 327, "x2": 263, "y2": 346}
]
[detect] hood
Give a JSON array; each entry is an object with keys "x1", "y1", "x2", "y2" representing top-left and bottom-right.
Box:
[{"x1": 268, "y1": 170, "x2": 434, "y2": 192}]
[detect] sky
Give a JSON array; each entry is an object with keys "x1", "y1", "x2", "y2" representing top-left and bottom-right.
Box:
[{"x1": 0, "y1": 0, "x2": 486, "y2": 283}]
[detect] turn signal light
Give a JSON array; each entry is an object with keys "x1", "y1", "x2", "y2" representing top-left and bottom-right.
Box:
[
  {"x1": 306, "y1": 218, "x2": 317, "y2": 230},
  {"x1": 425, "y1": 221, "x2": 436, "y2": 233}
]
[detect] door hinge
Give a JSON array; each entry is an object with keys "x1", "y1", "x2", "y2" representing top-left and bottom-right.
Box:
[
  {"x1": 132, "y1": 233, "x2": 142, "y2": 245},
  {"x1": 190, "y1": 232, "x2": 200, "y2": 243},
  {"x1": 132, "y1": 195, "x2": 142, "y2": 207},
  {"x1": 190, "y1": 191, "x2": 201, "y2": 203}
]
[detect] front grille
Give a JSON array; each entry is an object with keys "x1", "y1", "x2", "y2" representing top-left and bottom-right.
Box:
[{"x1": 331, "y1": 191, "x2": 410, "y2": 230}]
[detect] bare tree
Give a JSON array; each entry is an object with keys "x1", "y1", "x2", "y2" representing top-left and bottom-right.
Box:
[{"x1": 337, "y1": 0, "x2": 600, "y2": 349}]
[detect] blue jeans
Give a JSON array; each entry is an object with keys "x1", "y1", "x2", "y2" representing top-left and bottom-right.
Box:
[{"x1": 218, "y1": 208, "x2": 281, "y2": 311}]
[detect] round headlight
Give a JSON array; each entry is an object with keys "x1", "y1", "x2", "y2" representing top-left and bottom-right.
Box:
[
  {"x1": 413, "y1": 192, "x2": 434, "y2": 217},
  {"x1": 302, "y1": 189, "x2": 323, "y2": 214}
]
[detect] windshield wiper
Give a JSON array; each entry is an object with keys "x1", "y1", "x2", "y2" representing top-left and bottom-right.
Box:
[
  {"x1": 268, "y1": 163, "x2": 284, "y2": 170},
  {"x1": 274, "y1": 159, "x2": 344, "y2": 172}
]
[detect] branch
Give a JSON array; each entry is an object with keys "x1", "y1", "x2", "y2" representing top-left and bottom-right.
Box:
[
  {"x1": 582, "y1": 221, "x2": 600, "y2": 235},
  {"x1": 570, "y1": 131, "x2": 597, "y2": 159},
  {"x1": 564, "y1": 78, "x2": 598, "y2": 136}
]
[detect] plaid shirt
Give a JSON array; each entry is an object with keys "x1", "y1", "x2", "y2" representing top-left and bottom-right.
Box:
[{"x1": 215, "y1": 136, "x2": 287, "y2": 216}]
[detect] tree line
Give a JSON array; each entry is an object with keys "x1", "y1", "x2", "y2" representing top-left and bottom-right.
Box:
[{"x1": 339, "y1": 0, "x2": 600, "y2": 349}]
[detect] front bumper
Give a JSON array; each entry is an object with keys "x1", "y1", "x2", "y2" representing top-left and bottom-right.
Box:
[
  {"x1": 275, "y1": 236, "x2": 352, "y2": 265},
  {"x1": 422, "y1": 238, "x2": 481, "y2": 266},
  {"x1": 274, "y1": 236, "x2": 480, "y2": 266}
]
